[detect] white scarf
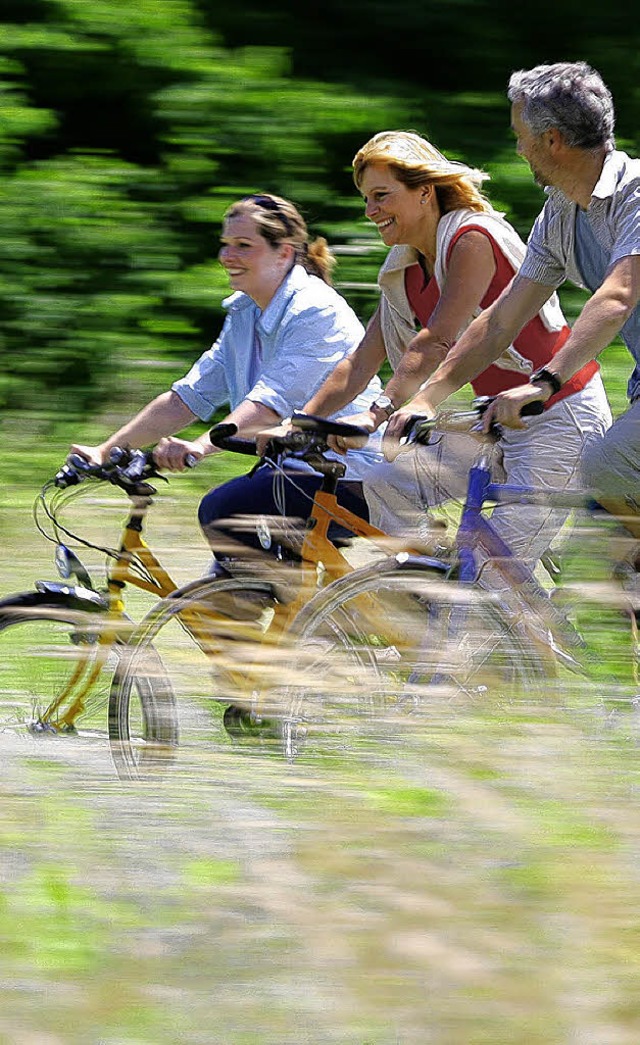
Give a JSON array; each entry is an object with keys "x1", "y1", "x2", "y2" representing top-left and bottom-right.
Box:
[{"x1": 377, "y1": 207, "x2": 565, "y2": 374}]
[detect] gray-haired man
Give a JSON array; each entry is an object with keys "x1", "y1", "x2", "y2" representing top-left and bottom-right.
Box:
[{"x1": 412, "y1": 61, "x2": 640, "y2": 539}]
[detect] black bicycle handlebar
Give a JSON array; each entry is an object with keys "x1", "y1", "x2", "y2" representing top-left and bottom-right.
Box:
[
  {"x1": 208, "y1": 422, "x2": 258, "y2": 456},
  {"x1": 55, "y1": 447, "x2": 161, "y2": 493},
  {"x1": 290, "y1": 412, "x2": 370, "y2": 439},
  {"x1": 402, "y1": 396, "x2": 545, "y2": 446},
  {"x1": 208, "y1": 413, "x2": 371, "y2": 460},
  {"x1": 472, "y1": 395, "x2": 544, "y2": 419}
]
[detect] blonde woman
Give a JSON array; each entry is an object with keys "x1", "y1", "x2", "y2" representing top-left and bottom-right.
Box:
[{"x1": 301, "y1": 131, "x2": 611, "y2": 561}]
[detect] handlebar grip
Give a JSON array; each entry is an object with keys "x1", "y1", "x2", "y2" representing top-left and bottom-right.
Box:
[
  {"x1": 54, "y1": 453, "x2": 101, "y2": 488},
  {"x1": 68, "y1": 453, "x2": 95, "y2": 471},
  {"x1": 473, "y1": 395, "x2": 545, "y2": 419},
  {"x1": 401, "y1": 414, "x2": 431, "y2": 440},
  {"x1": 209, "y1": 422, "x2": 238, "y2": 445},
  {"x1": 520, "y1": 400, "x2": 544, "y2": 417},
  {"x1": 54, "y1": 464, "x2": 82, "y2": 488},
  {"x1": 291, "y1": 411, "x2": 369, "y2": 440},
  {"x1": 208, "y1": 423, "x2": 257, "y2": 456}
]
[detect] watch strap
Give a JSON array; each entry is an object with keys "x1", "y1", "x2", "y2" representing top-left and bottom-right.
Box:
[
  {"x1": 371, "y1": 397, "x2": 396, "y2": 419},
  {"x1": 531, "y1": 367, "x2": 562, "y2": 396}
]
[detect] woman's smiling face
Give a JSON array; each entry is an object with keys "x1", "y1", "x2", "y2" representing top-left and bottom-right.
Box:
[
  {"x1": 218, "y1": 213, "x2": 290, "y2": 308},
  {"x1": 359, "y1": 163, "x2": 430, "y2": 248}
]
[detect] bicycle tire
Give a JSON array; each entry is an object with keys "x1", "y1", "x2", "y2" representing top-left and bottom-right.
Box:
[
  {"x1": 108, "y1": 574, "x2": 280, "y2": 780},
  {"x1": 0, "y1": 591, "x2": 164, "y2": 755},
  {"x1": 282, "y1": 557, "x2": 547, "y2": 762}
]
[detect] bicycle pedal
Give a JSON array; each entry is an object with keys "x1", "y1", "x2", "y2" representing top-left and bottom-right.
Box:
[{"x1": 27, "y1": 720, "x2": 59, "y2": 736}]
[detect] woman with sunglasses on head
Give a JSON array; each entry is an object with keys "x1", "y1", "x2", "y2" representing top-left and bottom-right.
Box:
[
  {"x1": 70, "y1": 193, "x2": 382, "y2": 562},
  {"x1": 298, "y1": 131, "x2": 611, "y2": 564}
]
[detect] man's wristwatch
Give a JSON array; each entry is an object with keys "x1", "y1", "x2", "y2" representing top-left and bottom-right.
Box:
[
  {"x1": 530, "y1": 367, "x2": 562, "y2": 396},
  {"x1": 370, "y1": 394, "x2": 396, "y2": 419}
]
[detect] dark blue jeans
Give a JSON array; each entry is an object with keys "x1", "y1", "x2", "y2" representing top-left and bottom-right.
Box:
[{"x1": 198, "y1": 464, "x2": 369, "y2": 560}]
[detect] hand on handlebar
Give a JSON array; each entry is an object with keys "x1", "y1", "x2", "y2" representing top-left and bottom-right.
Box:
[
  {"x1": 382, "y1": 406, "x2": 434, "y2": 462},
  {"x1": 68, "y1": 443, "x2": 108, "y2": 467},
  {"x1": 326, "y1": 412, "x2": 374, "y2": 455},
  {"x1": 481, "y1": 384, "x2": 547, "y2": 433},
  {"x1": 255, "y1": 420, "x2": 294, "y2": 456},
  {"x1": 153, "y1": 436, "x2": 204, "y2": 471}
]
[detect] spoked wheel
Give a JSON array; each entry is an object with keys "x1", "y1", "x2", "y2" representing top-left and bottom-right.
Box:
[
  {"x1": 0, "y1": 592, "x2": 159, "y2": 760},
  {"x1": 281, "y1": 611, "x2": 394, "y2": 764},
  {"x1": 282, "y1": 558, "x2": 547, "y2": 763},
  {"x1": 108, "y1": 575, "x2": 281, "y2": 780}
]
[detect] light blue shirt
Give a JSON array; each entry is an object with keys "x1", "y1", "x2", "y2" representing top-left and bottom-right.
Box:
[
  {"x1": 519, "y1": 150, "x2": 640, "y2": 400},
  {"x1": 172, "y1": 264, "x2": 383, "y2": 479}
]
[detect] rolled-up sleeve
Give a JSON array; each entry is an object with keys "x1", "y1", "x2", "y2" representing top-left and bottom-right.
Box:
[
  {"x1": 247, "y1": 305, "x2": 363, "y2": 418},
  {"x1": 171, "y1": 322, "x2": 231, "y2": 421}
]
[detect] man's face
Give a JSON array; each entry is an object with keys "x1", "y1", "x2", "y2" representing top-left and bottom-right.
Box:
[{"x1": 510, "y1": 101, "x2": 556, "y2": 189}]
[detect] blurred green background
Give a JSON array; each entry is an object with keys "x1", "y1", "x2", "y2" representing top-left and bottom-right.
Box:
[
  {"x1": 2, "y1": 0, "x2": 638, "y2": 427},
  {"x1": 3, "y1": 7, "x2": 640, "y2": 1044}
]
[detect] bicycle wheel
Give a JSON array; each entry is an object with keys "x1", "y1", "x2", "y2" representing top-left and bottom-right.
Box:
[
  {"x1": 0, "y1": 591, "x2": 164, "y2": 757},
  {"x1": 109, "y1": 575, "x2": 281, "y2": 780},
  {"x1": 282, "y1": 557, "x2": 547, "y2": 762}
]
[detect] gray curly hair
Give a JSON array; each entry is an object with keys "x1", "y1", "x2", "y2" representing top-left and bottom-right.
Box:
[{"x1": 508, "y1": 62, "x2": 615, "y2": 151}]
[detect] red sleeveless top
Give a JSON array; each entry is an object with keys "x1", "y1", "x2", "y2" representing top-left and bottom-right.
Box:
[{"x1": 405, "y1": 224, "x2": 598, "y2": 407}]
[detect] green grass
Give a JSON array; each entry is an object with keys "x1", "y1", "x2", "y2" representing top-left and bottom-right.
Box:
[
  {"x1": 2, "y1": 378, "x2": 640, "y2": 1042},
  {"x1": 2, "y1": 715, "x2": 640, "y2": 1044}
]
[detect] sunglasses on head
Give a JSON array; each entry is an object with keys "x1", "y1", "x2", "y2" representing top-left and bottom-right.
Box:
[{"x1": 243, "y1": 194, "x2": 293, "y2": 235}]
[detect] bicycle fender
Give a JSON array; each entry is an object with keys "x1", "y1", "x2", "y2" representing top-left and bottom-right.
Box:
[
  {"x1": 394, "y1": 552, "x2": 450, "y2": 573},
  {"x1": 33, "y1": 581, "x2": 110, "y2": 610}
]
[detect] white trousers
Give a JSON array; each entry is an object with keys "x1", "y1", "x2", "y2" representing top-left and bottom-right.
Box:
[
  {"x1": 582, "y1": 394, "x2": 640, "y2": 506},
  {"x1": 364, "y1": 374, "x2": 612, "y2": 565}
]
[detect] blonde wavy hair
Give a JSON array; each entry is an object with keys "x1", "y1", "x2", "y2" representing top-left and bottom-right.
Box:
[
  {"x1": 353, "y1": 131, "x2": 492, "y2": 215},
  {"x1": 224, "y1": 194, "x2": 336, "y2": 284}
]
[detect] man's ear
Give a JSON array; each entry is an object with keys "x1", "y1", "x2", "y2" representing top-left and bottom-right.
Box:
[{"x1": 546, "y1": 127, "x2": 565, "y2": 153}]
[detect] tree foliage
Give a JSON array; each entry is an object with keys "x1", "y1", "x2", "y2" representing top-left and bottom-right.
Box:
[{"x1": 1, "y1": 0, "x2": 638, "y2": 414}]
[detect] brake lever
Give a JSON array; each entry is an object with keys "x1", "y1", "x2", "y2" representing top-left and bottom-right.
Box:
[
  {"x1": 110, "y1": 449, "x2": 163, "y2": 492},
  {"x1": 263, "y1": 430, "x2": 316, "y2": 459},
  {"x1": 471, "y1": 394, "x2": 543, "y2": 438},
  {"x1": 400, "y1": 415, "x2": 434, "y2": 446},
  {"x1": 54, "y1": 454, "x2": 102, "y2": 488}
]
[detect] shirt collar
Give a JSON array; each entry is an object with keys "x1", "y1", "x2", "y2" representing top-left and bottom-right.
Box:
[
  {"x1": 543, "y1": 149, "x2": 628, "y2": 211},
  {"x1": 222, "y1": 264, "x2": 309, "y2": 333},
  {"x1": 377, "y1": 209, "x2": 506, "y2": 283},
  {"x1": 259, "y1": 264, "x2": 308, "y2": 334},
  {"x1": 590, "y1": 149, "x2": 626, "y2": 201},
  {"x1": 222, "y1": 290, "x2": 253, "y2": 312}
]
